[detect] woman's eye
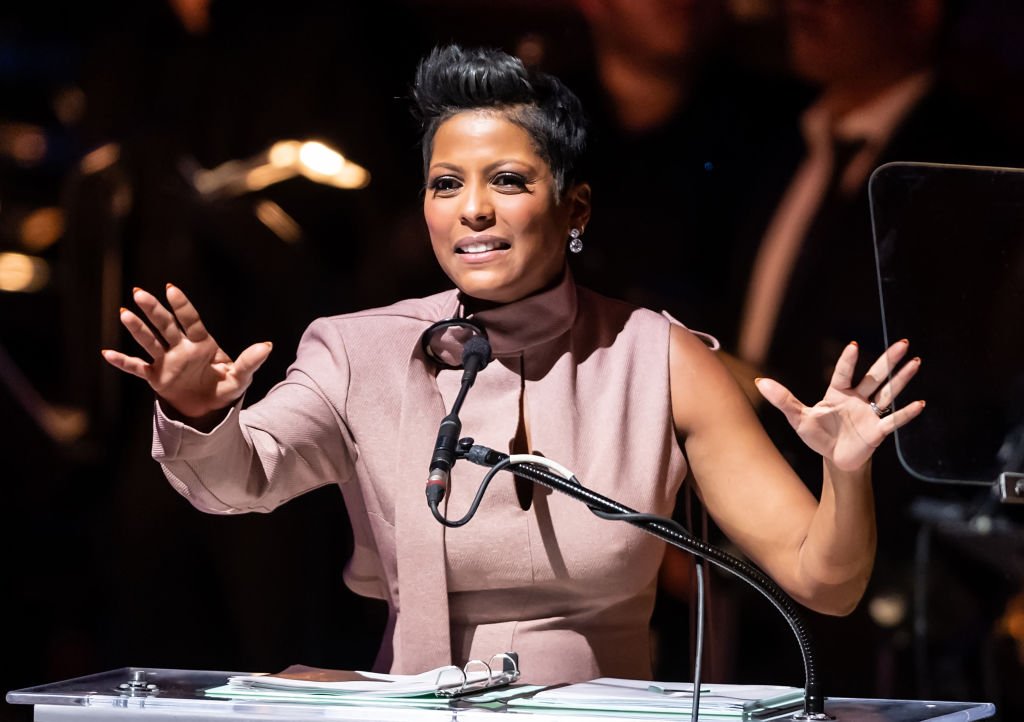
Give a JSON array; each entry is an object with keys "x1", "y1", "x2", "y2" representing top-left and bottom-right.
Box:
[
  {"x1": 429, "y1": 176, "x2": 461, "y2": 194},
  {"x1": 492, "y1": 172, "x2": 528, "y2": 190}
]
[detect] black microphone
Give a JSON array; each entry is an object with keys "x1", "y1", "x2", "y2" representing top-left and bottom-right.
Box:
[
  {"x1": 460, "y1": 335, "x2": 493, "y2": 386},
  {"x1": 426, "y1": 335, "x2": 493, "y2": 507}
]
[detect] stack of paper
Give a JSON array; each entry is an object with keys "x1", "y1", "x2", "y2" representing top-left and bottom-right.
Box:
[
  {"x1": 221, "y1": 664, "x2": 479, "y2": 697},
  {"x1": 203, "y1": 664, "x2": 540, "y2": 708},
  {"x1": 507, "y1": 678, "x2": 804, "y2": 718}
]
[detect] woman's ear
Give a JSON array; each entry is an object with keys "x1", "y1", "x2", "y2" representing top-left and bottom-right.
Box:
[{"x1": 566, "y1": 182, "x2": 592, "y2": 233}]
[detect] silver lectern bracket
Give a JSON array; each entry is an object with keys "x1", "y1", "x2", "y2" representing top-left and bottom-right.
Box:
[
  {"x1": 996, "y1": 473, "x2": 1024, "y2": 504},
  {"x1": 116, "y1": 670, "x2": 158, "y2": 697}
]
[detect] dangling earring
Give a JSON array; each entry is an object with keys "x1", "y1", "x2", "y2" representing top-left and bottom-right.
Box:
[{"x1": 568, "y1": 228, "x2": 584, "y2": 254}]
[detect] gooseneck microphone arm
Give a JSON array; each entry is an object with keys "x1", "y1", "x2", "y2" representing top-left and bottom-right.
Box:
[
  {"x1": 437, "y1": 440, "x2": 833, "y2": 721},
  {"x1": 425, "y1": 336, "x2": 493, "y2": 509}
]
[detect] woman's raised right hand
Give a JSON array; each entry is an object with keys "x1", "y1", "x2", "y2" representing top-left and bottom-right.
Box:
[{"x1": 101, "y1": 284, "x2": 272, "y2": 422}]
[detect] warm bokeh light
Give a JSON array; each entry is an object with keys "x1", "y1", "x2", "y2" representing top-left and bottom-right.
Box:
[
  {"x1": 40, "y1": 405, "x2": 89, "y2": 444},
  {"x1": 868, "y1": 592, "x2": 908, "y2": 629},
  {"x1": 327, "y1": 161, "x2": 371, "y2": 190},
  {"x1": 255, "y1": 200, "x2": 302, "y2": 244},
  {"x1": 268, "y1": 140, "x2": 300, "y2": 168},
  {"x1": 515, "y1": 33, "x2": 545, "y2": 67},
  {"x1": 999, "y1": 592, "x2": 1024, "y2": 664},
  {"x1": 295, "y1": 140, "x2": 370, "y2": 189},
  {"x1": 0, "y1": 252, "x2": 50, "y2": 293},
  {"x1": 195, "y1": 139, "x2": 370, "y2": 197},
  {"x1": 52, "y1": 86, "x2": 87, "y2": 127},
  {"x1": 243, "y1": 164, "x2": 296, "y2": 192},
  {"x1": 0, "y1": 122, "x2": 47, "y2": 167},
  {"x1": 298, "y1": 141, "x2": 345, "y2": 176},
  {"x1": 20, "y1": 207, "x2": 66, "y2": 251},
  {"x1": 80, "y1": 143, "x2": 121, "y2": 175}
]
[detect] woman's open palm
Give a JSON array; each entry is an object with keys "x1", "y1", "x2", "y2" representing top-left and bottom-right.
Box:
[
  {"x1": 101, "y1": 285, "x2": 272, "y2": 420},
  {"x1": 755, "y1": 340, "x2": 925, "y2": 471}
]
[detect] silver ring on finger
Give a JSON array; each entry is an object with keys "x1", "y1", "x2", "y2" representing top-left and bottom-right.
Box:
[{"x1": 870, "y1": 400, "x2": 893, "y2": 419}]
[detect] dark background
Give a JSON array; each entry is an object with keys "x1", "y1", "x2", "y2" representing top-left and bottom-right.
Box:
[{"x1": 2, "y1": 1, "x2": 1023, "y2": 720}]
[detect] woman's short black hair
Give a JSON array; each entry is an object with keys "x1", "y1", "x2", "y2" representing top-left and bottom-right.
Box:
[{"x1": 410, "y1": 44, "x2": 588, "y2": 196}]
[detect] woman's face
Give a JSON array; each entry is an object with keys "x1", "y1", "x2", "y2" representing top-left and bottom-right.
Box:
[{"x1": 424, "y1": 110, "x2": 588, "y2": 304}]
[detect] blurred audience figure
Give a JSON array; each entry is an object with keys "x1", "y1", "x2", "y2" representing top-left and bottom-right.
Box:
[
  {"x1": 564, "y1": 0, "x2": 808, "y2": 335},
  {"x1": 730, "y1": 0, "x2": 1017, "y2": 404},
  {"x1": 720, "y1": 0, "x2": 1023, "y2": 701}
]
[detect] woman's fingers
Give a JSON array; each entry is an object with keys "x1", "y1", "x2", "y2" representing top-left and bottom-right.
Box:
[
  {"x1": 100, "y1": 349, "x2": 151, "y2": 380},
  {"x1": 755, "y1": 376, "x2": 806, "y2": 429},
  {"x1": 132, "y1": 287, "x2": 183, "y2": 345},
  {"x1": 879, "y1": 399, "x2": 927, "y2": 435},
  {"x1": 232, "y1": 341, "x2": 274, "y2": 384},
  {"x1": 828, "y1": 341, "x2": 860, "y2": 389},
  {"x1": 872, "y1": 356, "x2": 922, "y2": 410},
  {"x1": 166, "y1": 283, "x2": 210, "y2": 342},
  {"x1": 854, "y1": 339, "x2": 910, "y2": 398},
  {"x1": 107, "y1": 284, "x2": 268, "y2": 412},
  {"x1": 119, "y1": 306, "x2": 166, "y2": 360}
]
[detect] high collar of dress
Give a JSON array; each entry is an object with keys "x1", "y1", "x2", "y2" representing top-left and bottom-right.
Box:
[{"x1": 448, "y1": 269, "x2": 578, "y2": 358}]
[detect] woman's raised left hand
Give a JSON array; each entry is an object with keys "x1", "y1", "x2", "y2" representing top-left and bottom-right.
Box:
[{"x1": 754, "y1": 340, "x2": 925, "y2": 472}]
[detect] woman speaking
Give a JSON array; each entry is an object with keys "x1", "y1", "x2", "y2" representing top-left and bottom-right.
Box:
[{"x1": 101, "y1": 45, "x2": 923, "y2": 684}]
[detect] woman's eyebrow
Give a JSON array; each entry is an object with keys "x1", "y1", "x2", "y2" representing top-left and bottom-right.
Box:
[
  {"x1": 427, "y1": 161, "x2": 462, "y2": 173},
  {"x1": 483, "y1": 158, "x2": 534, "y2": 173},
  {"x1": 428, "y1": 159, "x2": 537, "y2": 174}
]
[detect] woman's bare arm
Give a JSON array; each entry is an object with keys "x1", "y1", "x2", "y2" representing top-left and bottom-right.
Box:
[{"x1": 670, "y1": 326, "x2": 924, "y2": 614}]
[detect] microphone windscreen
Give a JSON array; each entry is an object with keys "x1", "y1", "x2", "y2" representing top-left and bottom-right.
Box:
[{"x1": 462, "y1": 335, "x2": 493, "y2": 369}]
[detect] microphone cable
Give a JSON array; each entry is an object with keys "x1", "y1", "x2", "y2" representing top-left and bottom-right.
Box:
[{"x1": 429, "y1": 455, "x2": 513, "y2": 527}]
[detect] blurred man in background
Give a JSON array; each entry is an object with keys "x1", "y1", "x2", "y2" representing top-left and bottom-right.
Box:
[{"x1": 722, "y1": 0, "x2": 1022, "y2": 701}]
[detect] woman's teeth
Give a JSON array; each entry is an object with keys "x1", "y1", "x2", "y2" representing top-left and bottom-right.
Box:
[{"x1": 457, "y1": 241, "x2": 510, "y2": 254}]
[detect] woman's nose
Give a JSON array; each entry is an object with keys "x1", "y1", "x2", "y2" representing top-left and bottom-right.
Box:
[{"x1": 459, "y1": 184, "x2": 494, "y2": 229}]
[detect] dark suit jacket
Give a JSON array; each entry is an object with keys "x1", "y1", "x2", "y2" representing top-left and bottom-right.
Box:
[
  {"x1": 721, "y1": 81, "x2": 1024, "y2": 696},
  {"x1": 731, "y1": 83, "x2": 1023, "y2": 487}
]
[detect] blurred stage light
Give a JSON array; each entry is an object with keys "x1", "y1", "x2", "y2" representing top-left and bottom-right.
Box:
[
  {"x1": 329, "y1": 162, "x2": 370, "y2": 190},
  {"x1": 0, "y1": 344, "x2": 88, "y2": 443},
  {"x1": 868, "y1": 592, "x2": 908, "y2": 629},
  {"x1": 268, "y1": 140, "x2": 300, "y2": 168},
  {"x1": 254, "y1": 200, "x2": 302, "y2": 244},
  {"x1": 0, "y1": 123, "x2": 47, "y2": 167},
  {"x1": 998, "y1": 592, "x2": 1024, "y2": 662},
  {"x1": 193, "y1": 138, "x2": 370, "y2": 198},
  {"x1": 244, "y1": 164, "x2": 296, "y2": 193},
  {"x1": 297, "y1": 140, "x2": 370, "y2": 189},
  {"x1": 0, "y1": 252, "x2": 50, "y2": 293},
  {"x1": 20, "y1": 207, "x2": 66, "y2": 251},
  {"x1": 53, "y1": 86, "x2": 87, "y2": 127},
  {"x1": 298, "y1": 141, "x2": 344, "y2": 176},
  {"x1": 515, "y1": 33, "x2": 545, "y2": 68},
  {"x1": 80, "y1": 143, "x2": 121, "y2": 175}
]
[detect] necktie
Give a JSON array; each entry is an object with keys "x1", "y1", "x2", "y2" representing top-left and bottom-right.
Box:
[
  {"x1": 824, "y1": 135, "x2": 868, "y2": 202},
  {"x1": 761, "y1": 134, "x2": 868, "y2": 384}
]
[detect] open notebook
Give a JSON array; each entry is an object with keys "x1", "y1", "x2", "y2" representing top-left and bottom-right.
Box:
[
  {"x1": 203, "y1": 652, "x2": 526, "y2": 705},
  {"x1": 204, "y1": 656, "x2": 803, "y2": 718}
]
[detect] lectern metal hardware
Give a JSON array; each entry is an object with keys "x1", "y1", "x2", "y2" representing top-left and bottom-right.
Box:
[
  {"x1": 996, "y1": 472, "x2": 1024, "y2": 503},
  {"x1": 117, "y1": 670, "x2": 158, "y2": 696}
]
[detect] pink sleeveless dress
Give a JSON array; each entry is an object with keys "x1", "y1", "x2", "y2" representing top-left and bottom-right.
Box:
[{"x1": 153, "y1": 271, "x2": 689, "y2": 683}]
